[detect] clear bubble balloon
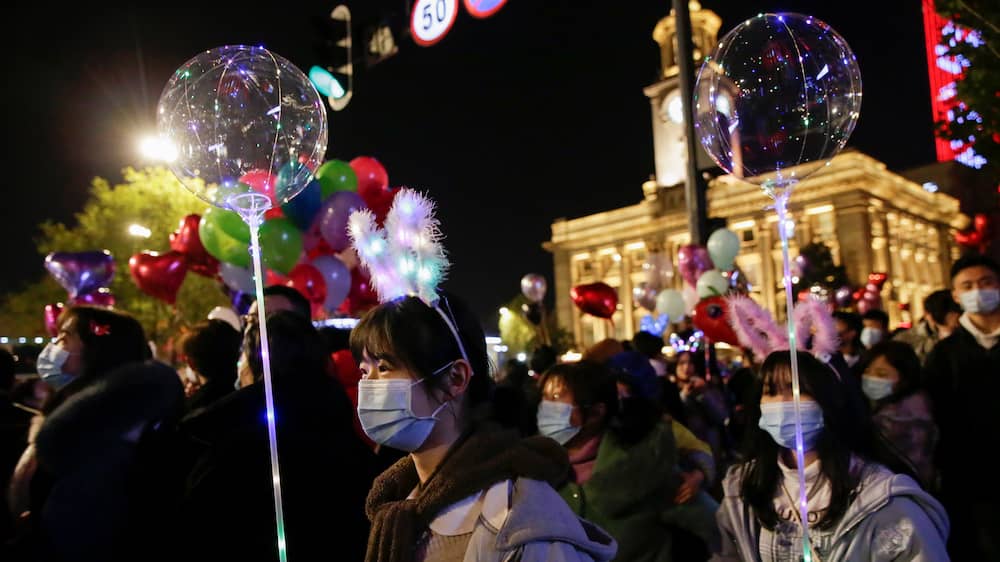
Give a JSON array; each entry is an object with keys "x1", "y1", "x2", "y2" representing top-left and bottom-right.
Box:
[
  {"x1": 157, "y1": 45, "x2": 328, "y2": 211},
  {"x1": 694, "y1": 13, "x2": 861, "y2": 198}
]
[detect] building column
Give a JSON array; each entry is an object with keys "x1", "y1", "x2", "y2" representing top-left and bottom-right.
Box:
[
  {"x1": 620, "y1": 248, "x2": 635, "y2": 338},
  {"x1": 552, "y1": 248, "x2": 574, "y2": 340},
  {"x1": 834, "y1": 201, "x2": 874, "y2": 288},
  {"x1": 758, "y1": 223, "x2": 777, "y2": 314}
]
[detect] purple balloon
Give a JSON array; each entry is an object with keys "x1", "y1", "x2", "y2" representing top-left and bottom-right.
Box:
[
  {"x1": 311, "y1": 254, "x2": 351, "y2": 311},
  {"x1": 834, "y1": 285, "x2": 852, "y2": 308},
  {"x1": 45, "y1": 250, "x2": 116, "y2": 298},
  {"x1": 317, "y1": 191, "x2": 367, "y2": 252},
  {"x1": 72, "y1": 288, "x2": 116, "y2": 307},
  {"x1": 677, "y1": 244, "x2": 714, "y2": 287}
]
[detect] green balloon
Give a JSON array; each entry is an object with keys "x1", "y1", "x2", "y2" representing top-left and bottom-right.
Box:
[
  {"x1": 204, "y1": 206, "x2": 251, "y2": 244},
  {"x1": 314, "y1": 159, "x2": 358, "y2": 198},
  {"x1": 199, "y1": 212, "x2": 250, "y2": 268},
  {"x1": 259, "y1": 218, "x2": 303, "y2": 274}
]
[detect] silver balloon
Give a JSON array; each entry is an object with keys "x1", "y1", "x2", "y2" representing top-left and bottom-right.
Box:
[
  {"x1": 520, "y1": 273, "x2": 547, "y2": 303},
  {"x1": 633, "y1": 282, "x2": 658, "y2": 312}
]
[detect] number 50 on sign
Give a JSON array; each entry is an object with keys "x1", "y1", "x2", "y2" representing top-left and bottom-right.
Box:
[{"x1": 411, "y1": 0, "x2": 458, "y2": 46}]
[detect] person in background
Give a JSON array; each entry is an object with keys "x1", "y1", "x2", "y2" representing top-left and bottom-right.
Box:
[
  {"x1": 671, "y1": 350, "x2": 729, "y2": 471},
  {"x1": 833, "y1": 311, "x2": 864, "y2": 374},
  {"x1": 244, "y1": 284, "x2": 312, "y2": 326},
  {"x1": 177, "y1": 319, "x2": 240, "y2": 413},
  {"x1": 1, "y1": 349, "x2": 33, "y2": 544},
  {"x1": 923, "y1": 253, "x2": 1000, "y2": 560},
  {"x1": 860, "y1": 309, "x2": 890, "y2": 350},
  {"x1": 180, "y1": 310, "x2": 376, "y2": 561},
  {"x1": 539, "y1": 360, "x2": 718, "y2": 561},
  {"x1": 492, "y1": 359, "x2": 540, "y2": 437},
  {"x1": 352, "y1": 293, "x2": 616, "y2": 562},
  {"x1": 632, "y1": 330, "x2": 670, "y2": 377},
  {"x1": 858, "y1": 341, "x2": 938, "y2": 489},
  {"x1": 894, "y1": 289, "x2": 961, "y2": 363},
  {"x1": 713, "y1": 351, "x2": 949, "y2": 561}
]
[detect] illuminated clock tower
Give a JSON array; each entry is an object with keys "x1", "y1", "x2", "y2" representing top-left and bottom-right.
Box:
[{"x1": 643, "y1": 2, "x2": 721, "y2": 197}]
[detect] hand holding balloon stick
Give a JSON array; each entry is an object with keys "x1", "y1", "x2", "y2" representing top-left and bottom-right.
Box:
[
  {"x1": 157, "y1": 45, "x2": 328, "y2": 561},
  {"x1": 694, "y1": 14, "x2": 861, "y2": 561}
]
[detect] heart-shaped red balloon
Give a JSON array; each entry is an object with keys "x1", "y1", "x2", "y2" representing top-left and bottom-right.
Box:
[
  {"x1": 129, "y1": 251, "x2": 188, "y2": 305},
  {"x1": 170, "y1": 214, "x2": 220, "y2": 277},
  {"x1": 44, "y1": 302, "x2": 65, "y2": 337},
  {"x1": 692, "y1": 296, "x2": 740, "y2": 346},
  {"x1": 571, "y1": 282, "x2": 618, "y2": 319}
]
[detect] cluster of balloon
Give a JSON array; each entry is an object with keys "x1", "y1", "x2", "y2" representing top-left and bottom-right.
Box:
[
  {"x1": 853, "y1": 272, "x2": 887, "y2": 315},
  {"x1": 635, "y1": 248, "x2": 675, "y2": 336},
  {"x1": 43, "y1": 250, "x2": 117, "y2": 336},
  {"x1": 670, "y1": 228, "x2": 745, "y2": 344},
  {"x1": 156, "y1": 44, "x2": 330, "y2": 562},
  {"x1": 693, "y1": 12, "x2": 862, "y2": 556},
  {"x1": 954, "y1": 213, "x2": 992, "y2": 254}
]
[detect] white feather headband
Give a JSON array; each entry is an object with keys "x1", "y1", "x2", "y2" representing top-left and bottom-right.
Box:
[{"x1": 348, "y1": 188, "x2": 468, "y2": 363}]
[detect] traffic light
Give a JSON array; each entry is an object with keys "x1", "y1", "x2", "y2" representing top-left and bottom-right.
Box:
[{"x1": 312, "y1": 4, "x2": 353, "y2": 111}]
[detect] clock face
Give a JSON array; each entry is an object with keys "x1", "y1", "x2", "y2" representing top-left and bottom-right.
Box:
[{"x1": 660, "y1": 91, "x2": 684, "y2": 124}]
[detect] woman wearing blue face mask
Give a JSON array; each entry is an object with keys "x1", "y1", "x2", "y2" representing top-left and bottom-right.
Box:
[
  {"x1": 713, "y1": 351, "x2": 949, "y2": 562},
  {"x1": 351, "y1": 294, "x2": 617, "y2": 562},
  {"x1": 858, "y1": 341, "x2": 939, "y2": 490}
]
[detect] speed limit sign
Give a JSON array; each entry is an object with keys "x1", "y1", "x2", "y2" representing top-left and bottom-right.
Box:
[{"x1": 411, "y1": 0, "x2": 459, "y2": 47}]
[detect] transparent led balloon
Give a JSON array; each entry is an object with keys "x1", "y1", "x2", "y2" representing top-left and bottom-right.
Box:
[
  {"x1": 157, "y1": 45, "x2": 328, "y2": 211},
  {"x1": 694, "y1": 13, "x2": 862, "y2": 198}
]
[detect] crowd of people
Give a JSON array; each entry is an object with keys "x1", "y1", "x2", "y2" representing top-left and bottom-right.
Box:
[{"x1": 0, "y1": 252, "x2": 996, "y2": 561}]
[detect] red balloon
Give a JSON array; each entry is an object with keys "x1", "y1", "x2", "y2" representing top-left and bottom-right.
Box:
[
  {"x1": 349, "y1": 156, "x2": 395, "y2": 222},
  {"x1": 867, "y1": 272, "x2": 888, "y2": 289},
  {"x1": 44, "y1": 302, "x2": 64, "y2": 337},
  {"x1": 692, "y1": 296, "x2": 741, "y2": 346},
  {"x1": 129, "y1": 251, "x2": 188, "y2": 305},
  {"x1": 954, "y1": 213, "x2": 992, "y2": 253},
  {"x1": 570, "y1": 282, "x2": 618, "y2": 319},
  {"x1": 170, "y1": 214, "x2": 220, "y2": 277},
  {"x1": 266, "y1": 269, "x2": 289, "y2": 287},
  {"x1": 286, "y1": 263, "x2": 327, "y2": 305},
  {"x1": 338, "y1": 269, "x2": 379, "y2": 316}
]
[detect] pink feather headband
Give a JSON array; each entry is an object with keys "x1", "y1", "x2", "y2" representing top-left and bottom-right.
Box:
[{"x1": 726, "y1": 295, "x2": 838, "y2": 363}]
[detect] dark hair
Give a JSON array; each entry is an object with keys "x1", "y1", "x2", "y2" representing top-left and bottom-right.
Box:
[
  {"x1": 923, "y1": 289, "x2": 961, "y2": 325},
  {"x1": 319, "y1": 327, "x2": 352, "y2": 353},
  {"x1": 539, "y1": 360, "x2": 659, "y2": 446},
  {"x1": 675, "y1": 349, "x2": 707, "y2": 379},
  {"x1": 632, "y1": 331, "x2": 665, "y2": 358},
  {"x1": 861, "y1": 309, "x2": 889, "y2": 330},
  {"x1": 45, "y1": 306, "x2": 151, "y2": 413},
  {"x1": 739, "y1": 351, "x2": 916, "y2": 531},
  {"x1": 950, "y1": 252, "x2": 1000, "y2": 281},
  {"x1": 857, "y1": 341, "x2": 922, "y2": 407},
  {"x1": 528, "y1": 345, "x2": 558, "y2": 375},
  {"x1": 0, "y1": 348, "x2": 14, "y2": 391},
  {"x1": 833, "y1": 311, "x2": 862, "y2": 344},
  {"x1": 179, "y1": 320, "x2": 241, "y2": 382},
  {"x1": 350, "y1": 293, "x2": 493, "y2": 418},
  {"x1": 261, "y1": 284, "x2": 312, "y2": 320},
  {"x1": 242, "y1": 310, "x2": 329, "y2": 386}
]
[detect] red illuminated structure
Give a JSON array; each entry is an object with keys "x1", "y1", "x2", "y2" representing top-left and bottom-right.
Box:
[{"x1": 921, "y1": 0, "x2": 987, "y2": 169}]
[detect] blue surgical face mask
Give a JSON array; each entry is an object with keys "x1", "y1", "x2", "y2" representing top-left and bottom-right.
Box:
[
  {"x1": 357, "y1": 363, "x2": 453, "y2": 452},
  {"x1": 861, "y1": 375, "x2": 895, "y2": 401},
  {"x1": 537, "y1": 400, "x2": 581, "y2": 445},
  {"x1": 959, "y1": 288, "x2": 1000, "y2": 314},
  {"x1": 860, "y1": 327, "x2": 884, "y2": 348},
  {"x1": 758, "y1": 400, "x2": 824, "y2": 451},
  {"x1": 36, "y1": 343, "x2": 76, "y2": 390}
]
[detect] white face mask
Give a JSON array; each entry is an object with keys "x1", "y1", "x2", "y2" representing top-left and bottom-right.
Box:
[
  {"x1": 959, "y1": 288, "x2": 1000, "y2": 315},
  {"x1": 860, "y1": 327, "x2": 884, "y2": 348},
  {"x1": 356, "y1": 362, "x2": 453, "y2": 452},
  {"x1": 536, "y1": 400, "x2": 580, "y2": 445},
  {"x1": 36, "y1": 343, "x2": 76, "y2": 390}
]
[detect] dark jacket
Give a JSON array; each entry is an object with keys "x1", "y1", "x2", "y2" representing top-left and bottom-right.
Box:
[
  {"x1": 179, "y1": 372, "x2": 376, "y2": 562},
  {"x1": 20, "y1": 361, "x2": 184, "y2": 562},
  {"x1": 184, "y1": 376, "x2": 234, "y2": 414}
]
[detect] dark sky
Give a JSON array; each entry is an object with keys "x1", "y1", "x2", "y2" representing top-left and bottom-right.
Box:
[{"x1": 6, "y1": 0, "x2": 936, "y2": 328}]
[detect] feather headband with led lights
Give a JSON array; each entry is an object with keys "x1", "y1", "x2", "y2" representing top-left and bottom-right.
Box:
[
  {"x1": 348, "y1": 189, "x2": 468, "y2": 362},
  {"x1": 726, "y1": 295, "x2": 838, "y2": 363}
]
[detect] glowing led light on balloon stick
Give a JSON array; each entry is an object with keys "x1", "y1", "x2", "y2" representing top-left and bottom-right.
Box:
[
  {"x1": 231, "y1": 192, "x2": 288, "y2": 562},
  {"x1": 773, "y1": 190, "x2": 812, "y2": 562}
]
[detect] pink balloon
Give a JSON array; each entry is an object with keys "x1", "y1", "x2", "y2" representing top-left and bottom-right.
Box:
[{"x1": 677, "y1": 244, "x2": 714, "y2": 287}]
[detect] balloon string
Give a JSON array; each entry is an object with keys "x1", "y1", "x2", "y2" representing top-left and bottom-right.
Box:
[
  {"x1": 775, "y1": 192, "x2": 812, "y2": 562},
  {"x1": 243, "y1": 204, "x2": 289, "y2": 562}
]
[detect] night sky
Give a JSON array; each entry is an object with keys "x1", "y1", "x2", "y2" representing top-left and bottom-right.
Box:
[{"x1": 6, "y1": 0, "x2": 936, "y2": 327}]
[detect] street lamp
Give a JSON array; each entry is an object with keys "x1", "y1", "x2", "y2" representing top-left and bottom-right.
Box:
[
  {"x1": 138, "y1": 135, "x2": 178, "y2": 162},
  {"x1": 128, "y1": 224, "x2": 152, "y2": 239}
]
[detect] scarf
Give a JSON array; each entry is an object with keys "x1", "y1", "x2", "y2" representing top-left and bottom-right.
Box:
[{"x1": 364, "y1": 425, "x2": 569, "y2": 562}]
